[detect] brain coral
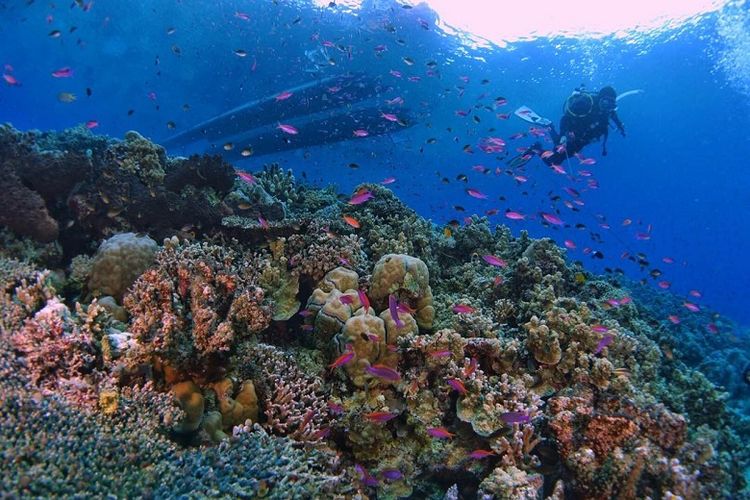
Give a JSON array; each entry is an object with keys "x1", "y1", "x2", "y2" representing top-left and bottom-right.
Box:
[
  {"x1": 88, "y1": 232, "x2": 158, "y2": 302},
  {"x1": 369, "y1": 254, "x2": 434, "y2": 329}
]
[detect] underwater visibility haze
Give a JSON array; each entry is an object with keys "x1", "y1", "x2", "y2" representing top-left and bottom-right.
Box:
[{"x1": 1, "y1": 0, "x2": 749, "y2": 498}]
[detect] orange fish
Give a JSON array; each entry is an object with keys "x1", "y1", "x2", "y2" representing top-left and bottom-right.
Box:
[
  {"x1": 364, "y1": 411, "x2": 397, "y2": 423},
  {"x1": 329, "y1": 345, "x2": 355, "y2": 370},
  {"x1": 343, "y1": 215, "x2": 360, "y2": 228}
]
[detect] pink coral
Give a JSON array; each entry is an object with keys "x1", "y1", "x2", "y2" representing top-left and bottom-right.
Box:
[
  {"x1": 10, "y1": 298, "x2": 102, "y2": 408},
  {"x1": 240, "y1": 343, "x2": 329, "y2": 443},
  {"x1": 123, "y1": 242, "x2": 271, "y2": 379}
]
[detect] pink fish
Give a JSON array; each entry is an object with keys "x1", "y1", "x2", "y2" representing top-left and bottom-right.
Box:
[
  {"x1": 298, "y1": 309, "x2": 314, "y2": 318},
  {"x1": 349, "y1": 189, "x2": 374, "y2": 205},
  {"x1": 85, "y1": 120, "x2": 99, "y2": 129},
  {"x1": 635, "y1": 232, "x2": 651, "y2": 241},
  {"x1": 541, "y1": 212, "x2": 564, "y2": 226},
  {"x1": 658, "y1": 281, "x2": 671, "y2": 289},
  {"x1": 668, "y1": 315, "x2": 681, "y2": 325},
  {"x1": 482, "y1": 255, "x2": 507, "y2": 267},
  {"x1": 514, "y1": 175, "x2": 528, "y2": 183},
  {"x1": 277, "y1": 123, "x2": 298, "y2": 135},
  {"x1": 2, "y1": 74, "x2": 18, "y2": 86},
  {"x1": 662, "y1": 257, "x2": 675, "y2": 264},
  {"x1": 463, "y1": 357, "x2": 478, "y2": 377},
  {"x1": 466, "y1": 188, "x2": 488, "y2": 199},
  {"x1": 469, "y1": 449, "x2": 495, "y2": 460},
  {"x1": 258, "y1": 216, "x2": 269, "y2": 229},
  {"x1": 329, "y1": 346, "x2": 355, "y2": 370},
  {"x1": 500, "y1": 411, "x2": 530, "y2": 424},
  {"x1": 236, "y1": 171, "x2": 257, "y2": 185},
  {"x1": 234, "y1": 11, "x2": 250, "y2": 20},
  {"x1": 578, "y1": 169, "x2": 593, "y2": 177},
  {"x1": 339, "y1": 295, "x2": 354, "y2": 305},
  {"x1": 579, "y1": 157, "x2": 596, "y2": 165},
  {"x1": 689, "y1": 289, "x2": 702, "y2": 298},
  {"x1": 564, "y1": 240, "x2": 576, "y2": 249},
  {"x1": 147, "y1": 91, "x2": 158, "y2": 101},
  {"x1": 550, "y1": 164, "x2": 566, "y2": 174},
  {"x1": 706, "y1": 323, "x2": 719, "y2": 334},
  {"x1": 540, "y1": 150, "x2": 554, "y2": 159},
  {"x1": 505, "y1": 211, "x2": 525, "y2": 220},
  {"x1": 388, "y1": 294, "x2": 405, "y2": 328},
  {"x1": 591, "y1": 324, "x2": 609, "y2": 333},
  {"x1": 386, "y1": 96, "x2": 404, "y2": 105},
  {"x1": 366, "y1": 364, "x2": 401, "y2": 382},
  {"x1": 381, "y1": 112, "x2": 399, "y2": 122},
  {"x1": 275, "y1": 90, "x2": 293, "y2": 101},
  {"x1": 389, "y1": 70, "x2": 402, "y2": 78},
  {"x1": 352, "y1": 129, "x2": 369, "y2": 137},
  {"x1": 447, "y1": 378, "x2": 467, "y2": 395},
  {"x1": 358, "y1": 290, "x2": 371, "y2": 310},
  {"x1": 429, "y1": 350, "x2": 452, "y2": 358},
  {"x1": 683, "y1": 302, "x2": 700, "y2": 312},
  {"x1": 595, "y1": 334, "x2": 614, "y2": 354},
  {"x1": 380, "y1": 176, "x2": 396, "y2": 185},
  {"x1": 452, "y1": 304, "x2": 475, "y2": 314},
  {"x1": 427, "y1": 427, "x2": 454, "y2": 439},
  {"x1": 51, "y1": 67, "x2": 73, "y2": 78}
]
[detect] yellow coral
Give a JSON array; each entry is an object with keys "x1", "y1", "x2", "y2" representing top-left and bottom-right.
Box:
[
  {"x1": 98, "y1": 389, "x2": 119, "y2": 415},
  {"x1": 172, "y1": 381, "x2": 204, "y2": 433},
  {"x1": 211, "y1": 378, "x2": 259, "y2": 429},
  {"x1": 370, "y1": 254, "x2": 434, "y2": 329}
]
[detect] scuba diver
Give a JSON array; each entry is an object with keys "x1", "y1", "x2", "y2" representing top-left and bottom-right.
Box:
[{"x1": 512, "y1": 85, "x2": 629, "y2": 167}]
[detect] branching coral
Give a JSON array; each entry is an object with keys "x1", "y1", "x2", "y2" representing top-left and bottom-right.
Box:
[
  {"x1": 239, "y1": 343, "x2": 329, "y2": 443},
  {"x1": 123, "y1": 242, "x2": 271, "y2": 380}
]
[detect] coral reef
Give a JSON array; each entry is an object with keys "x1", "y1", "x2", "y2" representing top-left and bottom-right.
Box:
[{"x1": 0, "y1": 128, "x2": 748, "y2": 499}]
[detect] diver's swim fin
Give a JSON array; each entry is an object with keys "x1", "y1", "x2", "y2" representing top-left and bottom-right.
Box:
[
  {"x1": 616, "y1": 89, "x2": 644, "y2": 102},
  {"x1": 514, "y1": 105, "x2": 552, "y2": 127},
  {"x1": 506, "y1": 150, "x2": 534, "y2": 169}
]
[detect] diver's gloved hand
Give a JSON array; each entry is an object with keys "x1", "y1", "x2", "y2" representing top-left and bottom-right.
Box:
[{"x1": 618, "y1": 125, "x2": 626, "y2": 137}]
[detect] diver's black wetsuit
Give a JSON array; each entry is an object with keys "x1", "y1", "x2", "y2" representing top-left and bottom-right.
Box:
[{"x1": 543, "y1": 93, "x2": 626, "y2": 166}]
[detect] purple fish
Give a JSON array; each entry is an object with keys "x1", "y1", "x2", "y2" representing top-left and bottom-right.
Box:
[
  {"x1": 381, "y1": 469, "x2": 403, "y2": 481},
  {"x1": 595, "y1": 334, "x2": 614, "y2": 354},
  {"x1": 389, "y1": 294, "x2": 405, "y2": 328},
  {"x1": 500, "y1": 411, "x2": 530, "y2": 425},
  {"x1": 277, "y1": 123, "x2": 298, "y2": 135},
  {"x1": 482, "y1": 254, "x2": 507, "y2": 268},
  {"x1": 365, "y1": 364, "x2": 401, "y2": 382},
  {"x1": 349, "y1": 190, "x2": 374, "y2": 205}
]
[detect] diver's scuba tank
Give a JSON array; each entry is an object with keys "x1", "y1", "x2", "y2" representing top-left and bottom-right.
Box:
[{"x1": 563, "y1": 86, "x2": 595, "y2": 118}]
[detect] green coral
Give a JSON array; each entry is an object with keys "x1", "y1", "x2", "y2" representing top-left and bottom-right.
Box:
[
  {"x1": 258, "y1": 262, "x2": 300, "y2": 321},
  {"x1": 115, "y1": 131, "x2": 167, "y2": 187}
]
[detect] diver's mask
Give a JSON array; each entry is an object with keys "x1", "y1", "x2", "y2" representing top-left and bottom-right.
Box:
[{"x1": 599, "y1": 96, "x2": 616, "y2": 113}]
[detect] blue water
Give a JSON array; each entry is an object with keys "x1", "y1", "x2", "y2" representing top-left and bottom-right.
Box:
[{"x1": 2, "y1": 0, "x2": 749, "y2": 329}]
